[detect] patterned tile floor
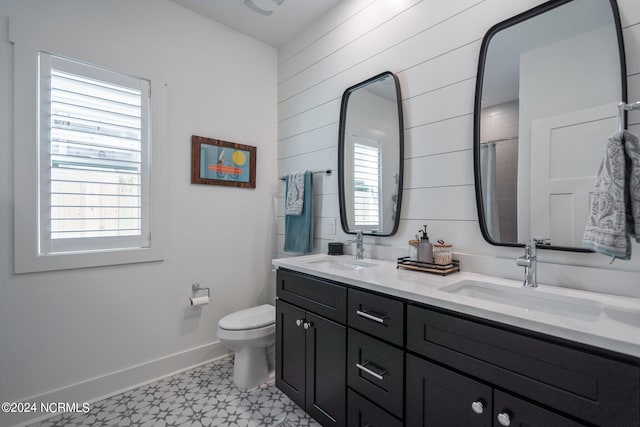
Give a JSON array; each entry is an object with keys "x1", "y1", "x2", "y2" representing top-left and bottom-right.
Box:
[{"x1": 29, "y1": 355, "x2": 321, "y2": 427}]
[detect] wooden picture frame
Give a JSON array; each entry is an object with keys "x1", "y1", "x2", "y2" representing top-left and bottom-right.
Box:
[{"x1": 191, "y1": 135, "x2": 256, "y2": 188}]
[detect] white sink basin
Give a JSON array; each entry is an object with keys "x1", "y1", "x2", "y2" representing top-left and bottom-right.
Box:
[
  {"x1": 602, "y1": 306, "x2": 640, "y2": 326},
  {"x1": 441, "y1": 280, "x2": 603, "y2": 321},
  {"x1": 306, "y1": 257, "x2": 377, "y2": 271}
]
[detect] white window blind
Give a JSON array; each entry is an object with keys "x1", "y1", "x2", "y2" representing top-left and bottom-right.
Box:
[
  {"x1": 39, "y1": 53, "x2": 151, "y2": 254},
  {"x1": 353, "y1": 137, "x2": 382, "y2": 229}
]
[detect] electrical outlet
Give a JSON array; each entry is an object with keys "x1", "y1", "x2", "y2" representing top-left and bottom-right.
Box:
[{"x1": 327, "y1": 218, "x2": 336, "y2": 235}]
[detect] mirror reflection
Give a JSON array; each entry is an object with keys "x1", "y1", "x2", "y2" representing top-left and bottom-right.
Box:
[
  {"x1": 339, "y1": 72, "x2": 403, "y2": 236},
  {"x1": 475, "y1": 0, "x2": 624, "y2": 249}
]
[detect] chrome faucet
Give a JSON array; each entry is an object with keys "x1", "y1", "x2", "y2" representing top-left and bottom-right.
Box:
[
  {"x1": 347, "y1": 230, "x2": 365, "y2": 260},
  {"x1": 517, "y1": 239, "x2": 538, "y2": 287}
]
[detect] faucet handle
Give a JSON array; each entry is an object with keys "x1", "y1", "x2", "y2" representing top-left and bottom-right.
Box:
[
  {"x1": 346, "y1": 231, "x2": 363, "y2": 242},
  {"x1": 522, "y1": 239, "x2": 538, "y2": 257}
]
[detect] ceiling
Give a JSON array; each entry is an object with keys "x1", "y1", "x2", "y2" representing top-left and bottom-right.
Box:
[{"x1": 170, "y1": 0, "x2": 342, "y2": 48}]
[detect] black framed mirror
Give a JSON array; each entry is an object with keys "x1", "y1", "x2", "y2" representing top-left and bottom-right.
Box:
[
  {"x1": 474, "y1": 0, "x2": 626, "y2": 251},
  {"x1": 338, "y1": 71, "x2": 404, "y2": 236}
]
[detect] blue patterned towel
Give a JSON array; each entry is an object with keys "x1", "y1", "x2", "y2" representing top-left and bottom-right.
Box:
[
  {"x1": 284, "y1": 171, "x2": 314, "y2": 254},
  {"x1": 285, "y1": 171, "x2": 305, "y2": 215},
  {"x1": 583, "y1": 130, "x2": 640, "y2": 260}
]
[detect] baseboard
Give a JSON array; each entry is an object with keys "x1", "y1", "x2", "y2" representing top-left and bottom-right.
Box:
[{"x1": 2, "y1": 341, "x2": 229, "y2": 427}]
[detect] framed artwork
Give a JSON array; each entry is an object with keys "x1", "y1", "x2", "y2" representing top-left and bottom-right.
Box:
[{"x1": 191, "y1": 135, "x2": 256, "y2": 188}]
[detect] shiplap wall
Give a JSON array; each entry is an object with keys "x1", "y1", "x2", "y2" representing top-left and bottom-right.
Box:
[{"x1": 276, "y1": 0, "x2": 640, "y2": 296}]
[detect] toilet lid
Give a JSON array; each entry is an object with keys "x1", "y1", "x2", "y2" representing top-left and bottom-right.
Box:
[{"x1": 218, "y1": 304, "x2": 275, "y2": 331}]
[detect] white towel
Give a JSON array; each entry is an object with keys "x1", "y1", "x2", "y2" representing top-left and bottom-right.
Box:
[
  {"x1": 583, "y1": 130, "x2": 640, "y2": 260},
  {"x1": 285, "y1": 171, "x2": 305, "y2": 216}
]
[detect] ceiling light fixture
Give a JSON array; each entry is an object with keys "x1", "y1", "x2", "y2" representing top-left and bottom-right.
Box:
[{"x1": 243, "y1": 0, "x2": 285, "y2": 16}]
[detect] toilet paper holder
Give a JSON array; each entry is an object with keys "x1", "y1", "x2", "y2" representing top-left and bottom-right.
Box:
[{"x1": 192, "y1": 283, "x2": 210, "y2": 298}]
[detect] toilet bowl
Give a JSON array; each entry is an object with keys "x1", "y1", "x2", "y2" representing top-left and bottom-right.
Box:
[{"x1": 217, "y1": 304, "x2": 275, "y2": 389}]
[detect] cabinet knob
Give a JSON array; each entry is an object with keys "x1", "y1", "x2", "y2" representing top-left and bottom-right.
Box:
[
  {"x1": 303, "y1": 321, "x2": 313, "y2": 330},
  {"x1": 471, "y1": 400, "x2": 485, "y2": 414},
  {"x1": 295, "y1": 319, "x2": 303, "y2": 327},
  {"x1": 497, "y1": 411, "x2": 512, "y2": 426}
]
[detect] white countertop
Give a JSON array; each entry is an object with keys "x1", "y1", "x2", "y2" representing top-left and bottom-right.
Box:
[{"x1": 272, "y1": 254, "x2": 640, "y2": 359}]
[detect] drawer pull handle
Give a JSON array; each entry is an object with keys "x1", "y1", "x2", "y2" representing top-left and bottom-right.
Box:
[
  {"x1": 356, "y1": 362, "x2": 387, "y2": 381},
  {"x1": 497, "y1": 411, "x2": 511, "y2": 426},
  {"x1": 356, "y1": 309, "x2": 386, "y2": 324},
  {"x1": 471, "y1": 400, "x2": 485, "y2": 414},
  {"x1": 295, "y1": 319, "x2": 303, "y2": 327}
]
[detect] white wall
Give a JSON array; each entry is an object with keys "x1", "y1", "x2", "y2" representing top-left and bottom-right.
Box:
[
  {"x1": 276, "y1": 0, "x2": 640, "y2": 296},
  {"x1": 0, "y1": 1, "x2": 277, "y2": 425}
]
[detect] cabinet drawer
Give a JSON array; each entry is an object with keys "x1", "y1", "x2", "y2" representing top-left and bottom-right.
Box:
[
  {"x1": 348, "y1": 288, "x2": 404, "y2": 346},
  {"x1": 407, "y1": 304, "x2": 640, "y2": 426},
  {"x1": 277, "y1": 269, "x2": 346, "y2": 323},
  {"x1": 348, "y1": 389, "x2": 402, "y2": 427},
  {"x1": 347, "y1": 329, "x2": 404, "y2": 419}
]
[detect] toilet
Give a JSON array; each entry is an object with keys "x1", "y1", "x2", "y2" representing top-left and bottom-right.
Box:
[{"x1": 217, "y1": 304, "x2": 276, "y2": 389}]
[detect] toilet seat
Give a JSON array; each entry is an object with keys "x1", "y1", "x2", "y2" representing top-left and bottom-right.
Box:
[
  {"x1": 218, "y1": 304, "x2": 275, "y2": 331},
  {"x1": 217, "y1": 323, "x2": 275, "y2": 342}
]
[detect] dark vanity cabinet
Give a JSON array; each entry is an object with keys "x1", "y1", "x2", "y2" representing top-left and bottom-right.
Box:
[
  {"x1": 276, "y1": 269, "x2": 406, "y2": 427},
  {"x1": 276, "y1": 269, "x2": 347, "y2": 427},
  {"x1": 406, "y1": 305, "x2": 639, "y2": 427},
  {"x1": 276, "y1": 268, "x2": 640, "y2": 427}
]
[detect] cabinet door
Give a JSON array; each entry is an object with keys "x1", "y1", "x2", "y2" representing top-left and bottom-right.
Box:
[
  {"x1": 406, "y1": 354, "x2": 492, "y2": 427},
  {"x1": 493, "y1": 390, "x2": 587, "y2": 427},
  {"x1": 305, "y1": 311, "x2": 346, "y2": 427},
  {"x1": 275, "y1": 300, "x2": 306, "y2": 409},
  {"x1": 348, "y1": 389, "x2": 403, "y2": 427}
]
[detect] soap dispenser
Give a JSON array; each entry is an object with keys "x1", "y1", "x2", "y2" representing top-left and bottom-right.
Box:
[{"x1": 417, "y1": 225, "x2": 433, "y2": 263}]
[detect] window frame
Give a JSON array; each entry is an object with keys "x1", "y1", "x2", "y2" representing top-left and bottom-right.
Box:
[
  {"x1": 13, "y1": 45, "x2": 164, "y2": 274},
  {"x1": 38, "y1": 52, "x2": 152, "y2": 255}
]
